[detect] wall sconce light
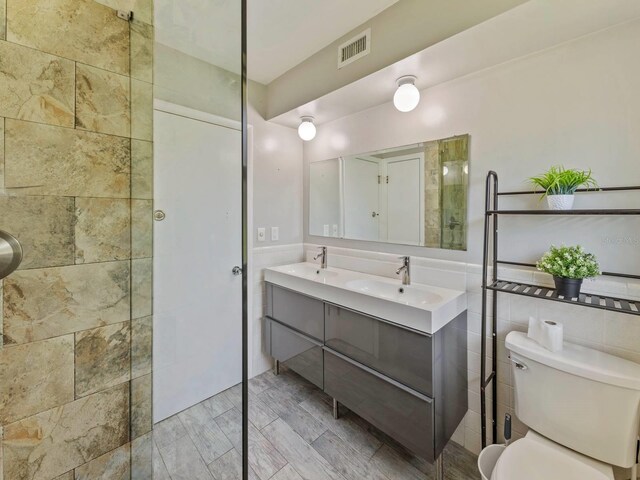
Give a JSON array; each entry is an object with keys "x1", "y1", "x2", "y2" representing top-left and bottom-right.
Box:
[
  {"x1": 298, "y1": 116, "x2": 316, "y2": 141},
  {"x1": 393, "y1": 76, "x2": 420, "y2": 112}
]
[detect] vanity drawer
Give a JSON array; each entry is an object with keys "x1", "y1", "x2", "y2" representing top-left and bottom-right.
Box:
[
  {"x1": 267, "y1": 283, "x2": 324, "y2": 341},
  {"x1": 324, "y1": 348, "x2": 434, "y2": 461},
  {"x1": 324, "y1": 303, "x2": 433, "y2": 396},
  {"x1": 268, "y1": 319, "x2": 323, "y2": 389}
]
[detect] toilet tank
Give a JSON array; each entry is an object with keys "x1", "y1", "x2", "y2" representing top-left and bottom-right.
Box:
[{"x1": 506, "y1": 331, "x2": 640, "y2": 468}]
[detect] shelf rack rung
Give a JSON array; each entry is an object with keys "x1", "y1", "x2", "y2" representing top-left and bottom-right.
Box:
[
  {"x1": 487, "y1": 209, "x2": 640, "y2": 216},
  {"x1": 488, "y1": 280, "x2": 640, "y2": 315}
]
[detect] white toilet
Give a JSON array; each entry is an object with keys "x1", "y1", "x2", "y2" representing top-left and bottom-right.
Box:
[{"x1": 490, "y1": 331, "x2": 640, "y2": 480}]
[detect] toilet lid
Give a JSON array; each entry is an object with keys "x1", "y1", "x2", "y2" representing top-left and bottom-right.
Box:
[{"x1": 491, "y1": 433, "x2": 614, "y2": 480}]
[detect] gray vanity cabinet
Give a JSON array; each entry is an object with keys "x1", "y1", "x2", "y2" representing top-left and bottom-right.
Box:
[
  {"x1": 269, "y1": 320, "x2": 324, "y2": 389},
  {"x1": 264, "y1": 281, "x2": 467, "y2": 464},
  {"x1": 325, "y1": 303, "x2": 433, "y2": 396},
  {"x1": 323, "y1": 348, "x2": 435, "y2": 459},
  {"x1": 266, "y1": 283, "x2": 324, "y2": 340},
  {"x1": 265, "y1": 284, "x2": 325, "y2": 388}
]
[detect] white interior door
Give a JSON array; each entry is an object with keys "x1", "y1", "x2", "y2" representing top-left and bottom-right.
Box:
[
  {"x1": 343, "y1": 157, "x2": 379, "y2": 241},
  {"x1": 153, "y1": 108, "x2": 242, "y2": 422},
  {"x1": 386, "y1": 155, "x2": 423, "y2": 245}
]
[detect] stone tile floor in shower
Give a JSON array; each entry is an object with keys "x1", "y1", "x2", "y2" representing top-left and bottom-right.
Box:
[{"x1": 151, "y1": 366, "x2": 478, "y2": 480}]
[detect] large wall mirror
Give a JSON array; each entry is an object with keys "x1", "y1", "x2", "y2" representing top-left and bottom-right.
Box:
[{"x1": 309, "y1": 135, "x2": 469, "y2": 250}]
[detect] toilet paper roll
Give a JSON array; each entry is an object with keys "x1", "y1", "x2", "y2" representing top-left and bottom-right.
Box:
[{"x1": 527, "y1": 317, "x2": 563, "y2": 352}]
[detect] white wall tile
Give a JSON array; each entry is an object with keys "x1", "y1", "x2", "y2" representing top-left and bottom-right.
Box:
[
  {"x1": 603, "y1": 311, "x2": 640, "y2": 353},
  {"x1": 539, "y1": 302, "x2": 605, "y2": 344}
]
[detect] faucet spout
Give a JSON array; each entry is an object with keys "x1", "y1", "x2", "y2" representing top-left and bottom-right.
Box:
[
  {"x1": 314, "y1": 246, "x2": 328, "y2": 269},
  {"x1": 396, "y1": 256, "x2": 411, "y2": 285}
]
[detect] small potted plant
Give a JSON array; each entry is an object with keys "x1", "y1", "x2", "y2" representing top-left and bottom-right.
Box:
[
  {"x1": 529, "y1": 166, "x2": 598, "y2": 210},
  {"x1": 536, "y1": 245, "x2": 600, "y2": 298}
]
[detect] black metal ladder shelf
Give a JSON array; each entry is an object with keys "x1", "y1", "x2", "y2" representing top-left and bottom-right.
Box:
[{"x1": 480, "y1": 171, "x2": 640, "y2": 448}]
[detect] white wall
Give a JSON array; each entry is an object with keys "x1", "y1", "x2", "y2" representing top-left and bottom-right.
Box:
[
  {"x1": 248, "y1": 99, "x2": 305, "y2": 378},
  {"x1": 309, "y1": 159, "x2": 342, "y2": 237},
  {"x1": 249, "y1": 104, "x2": 304, "y2": 247},
  {"x1": 304, "y1": 19, "x2": 640, "y2": 271},
  {"x1": 154, "y1": 42, "x2": 244, "y2": 121}
]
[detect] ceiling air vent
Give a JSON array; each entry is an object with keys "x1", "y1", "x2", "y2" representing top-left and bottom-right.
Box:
[{"x1": 338, "y1": 28, "x2": 371, "y2": 69}]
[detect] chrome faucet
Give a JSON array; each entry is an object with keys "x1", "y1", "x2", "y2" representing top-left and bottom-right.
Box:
[
  {"x1": 396, "y1": 256, "x2": 411, "y2": 285},
  {"x1": 314, "y1": 246, "x2": 327, "y2": 269}
]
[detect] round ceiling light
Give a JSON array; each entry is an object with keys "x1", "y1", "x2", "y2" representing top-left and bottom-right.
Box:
[
  {"x1": 393, "y1": 76, "x2": 420, "y2": 113},
  {"x1": 298, "y1": 116, "x2": 316, "y2": 141}
]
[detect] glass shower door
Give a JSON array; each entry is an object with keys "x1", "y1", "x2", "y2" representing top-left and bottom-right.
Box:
[
  {"x1": 151, "y1": 0, "x2": 246, "y2": 479},
  {"x1": 0, "y1": 0, "x2": 246, "y2": 479},
  {"x1": 0, "y1": 0, "x2": 155, "y2": 478}
]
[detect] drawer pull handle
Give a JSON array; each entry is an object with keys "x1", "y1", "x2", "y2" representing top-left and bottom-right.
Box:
[{"x1": 267, "y1": 318, "x2": 323, "y2": 346}]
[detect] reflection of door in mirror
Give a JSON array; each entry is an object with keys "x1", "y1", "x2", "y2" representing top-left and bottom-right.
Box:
[
  {"x1": 383, "y1": 154, "x2": 424, "y2": 246},
  {"x1": 344, "y1": 157, "x2": 380, "y2": 241}
]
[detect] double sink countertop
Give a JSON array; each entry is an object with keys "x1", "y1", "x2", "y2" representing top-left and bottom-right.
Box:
[{"x1": 264, "y1": 262, "x2": 467, "y2": 335}]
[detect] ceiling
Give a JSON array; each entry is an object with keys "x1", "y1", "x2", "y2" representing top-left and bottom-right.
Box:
[
  {"x1": 270, "y1": 0, "x2": 640, "y2": 128},
  {"x1": 154, "y1": 0, "x2": 399, "y2": 84},
  {"x1": 248, "y1": 0, "x2": 399, "y2": 84}
]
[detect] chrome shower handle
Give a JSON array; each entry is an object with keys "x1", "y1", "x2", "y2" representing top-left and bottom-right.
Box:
[{"x1": 0, "y1": 230, "x2": 23, "y2": 280}]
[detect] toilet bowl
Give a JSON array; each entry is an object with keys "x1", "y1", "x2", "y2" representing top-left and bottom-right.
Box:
[
  {"x1": 481, "y1": 331, "x2": 640, "y2": 479},
  {"x1": 490, "y1": 431, "x2": 614, "y2": 480}
]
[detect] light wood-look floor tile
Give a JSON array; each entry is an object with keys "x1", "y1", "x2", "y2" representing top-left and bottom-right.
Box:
[{"x1": 152, "y1": 367, "x2": 478, "y2": 480}]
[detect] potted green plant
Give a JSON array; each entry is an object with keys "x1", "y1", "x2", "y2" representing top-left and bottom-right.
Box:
[
  {"x1": 529, "y1": 166, "x2": 598, "y2": 210},
  {"x1": 536, "y1": 245, "x2": 600, "y2": 298}
]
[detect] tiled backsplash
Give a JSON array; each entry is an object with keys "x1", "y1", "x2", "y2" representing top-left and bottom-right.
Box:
[
  {"x1": 0, "y1": 0, "x2": 154, "y2": 478},
  {"x1": 300, "y1": 244, "x2": 640, "y2": 465},
  {"x1": 303, "y1": 244, "x2": 467, "y2": 291}
]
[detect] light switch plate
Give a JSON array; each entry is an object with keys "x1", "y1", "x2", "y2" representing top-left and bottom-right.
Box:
[
  {"x1": 257, "y1": 227, "x2": 266, "y2": 242},
  {"x1": 323, "y1": 224, "x2": 330, "y2": 236},
  {"x1": 271, "y1": 227, "x2": 279, "y2": 241}
]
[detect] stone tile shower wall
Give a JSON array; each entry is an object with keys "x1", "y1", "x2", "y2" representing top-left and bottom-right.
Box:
[
  {"x1": 439, "y1": 136, "x2": 468, "y2": 251},
  {"x1": 0, "y1": 0, "x2": 153, "y2": 479},
  {"x1": 424, "y1": 135, "x2": 469, "y2": 250},
  {"x1": 424, "y1": 140, "x2": 442, "y2": 248}
]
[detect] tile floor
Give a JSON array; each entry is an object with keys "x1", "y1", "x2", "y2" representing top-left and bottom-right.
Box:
[{"x1": 151, "y1": 366, "x2": 478, "y2": 480}]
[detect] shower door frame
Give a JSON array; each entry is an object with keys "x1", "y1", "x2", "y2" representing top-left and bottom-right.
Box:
[{"x1": 241, "y1": 0, "x2": 250, "y2": 478}]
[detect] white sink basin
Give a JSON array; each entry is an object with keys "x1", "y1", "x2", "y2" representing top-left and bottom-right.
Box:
[
  {"x1": 279, "y1": 264, "x2": 339, "y2": 282},
  {"x1": 346, "y1": 279, "x2": 443, "y2": 306},
  {"x1": 264, "y1": 262, "x2": 467, "y2": 334}
]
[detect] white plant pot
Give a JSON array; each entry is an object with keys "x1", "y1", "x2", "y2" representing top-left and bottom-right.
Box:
[{"x1": 547, "y1": 194, "x2": 575, "y2": 210}]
